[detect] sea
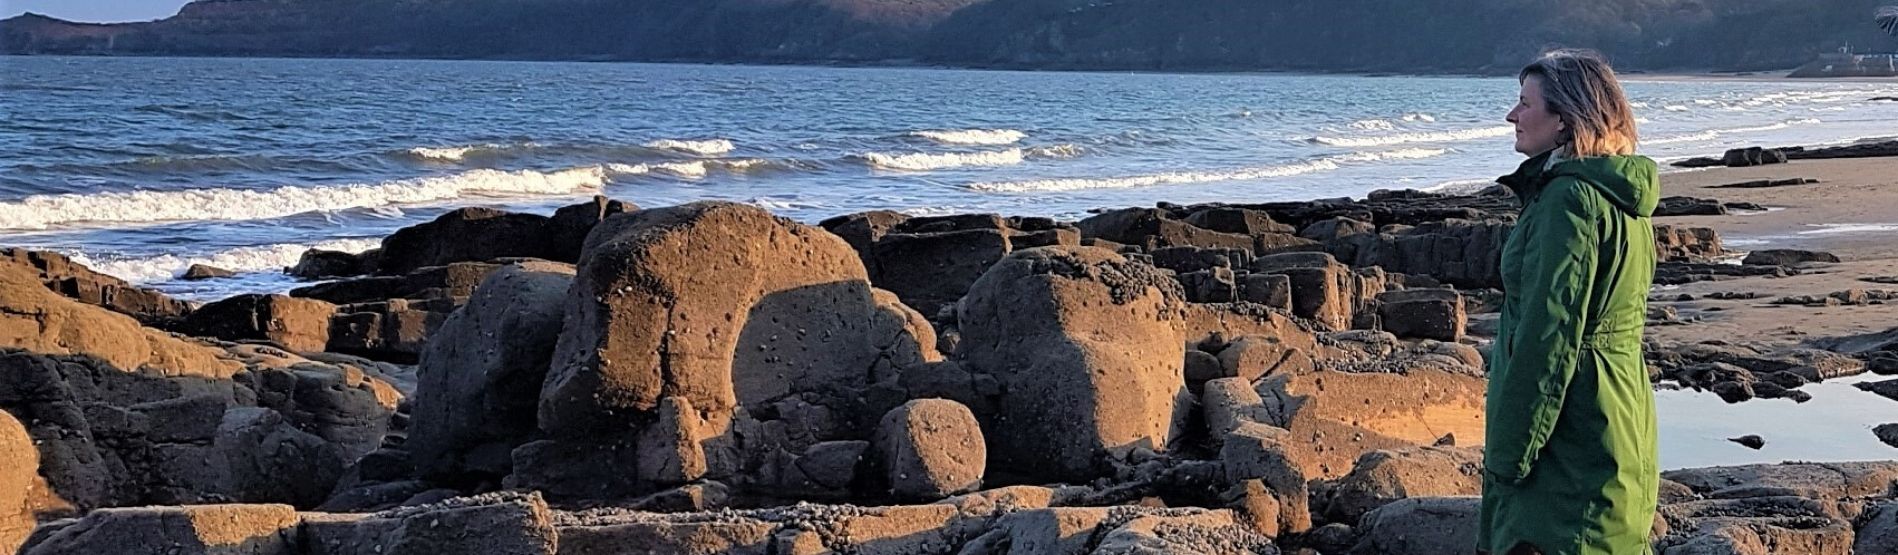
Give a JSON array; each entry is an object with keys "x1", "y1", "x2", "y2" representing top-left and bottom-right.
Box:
[{"x1": 5, "y1": 55, "x2": 1898, "y2": 469}]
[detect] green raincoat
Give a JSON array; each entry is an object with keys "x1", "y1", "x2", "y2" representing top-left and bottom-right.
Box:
[{"x1": 1479, "y1": 152, "x2": 1661, "y2": 555}]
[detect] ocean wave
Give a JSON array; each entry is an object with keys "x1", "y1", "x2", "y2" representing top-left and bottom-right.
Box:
[
  {"x1": 1403, "y1": 113, "x2": 1437, "y2": 123},
  {"x1": 66, "y1": 238, "x2": 383, "y2": 284},
  {"x1": 1350, "y1": 119, "x2": 1399, "y2": 131},
  {"x1": 1646, "y1": 118, "x2": 1822, "y2": 145},
  {"x1": 605, "y1": 158, "x2": 770, "y2": 178},
  {"x1": 644, "y1": 139, "x2": 735, "y2": 156},
  {"x1": 863, "y1": 149, "x2": 1027, "y2": 171},
  {"x1": 969, "y1": 148, "x2": 1448, "y2": 193},
  {"x1": 1027, "y1": 144, "x2": 1085, "y2": 158},
  {"x1": 1309, "y1": 126, "x2": 1512, "y2": 148},
  {"x1": 0, "y1": 166, "x2": 605, "y2": 230},
  {"x1": 909, "y1": 129, "x2": 1027, "y2": 145}
]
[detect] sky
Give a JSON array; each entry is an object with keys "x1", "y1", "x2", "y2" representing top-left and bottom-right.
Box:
[{"x1": 1, "y1": 0, "x2": 191, "y2": 23}]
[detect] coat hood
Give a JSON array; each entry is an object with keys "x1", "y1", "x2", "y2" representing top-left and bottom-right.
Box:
[{"x1": 1498, "y1": 152, "x2": 1659, "y2": 218}]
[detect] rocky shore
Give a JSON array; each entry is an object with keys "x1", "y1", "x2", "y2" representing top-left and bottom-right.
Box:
[{"x1": 0, "y1": 145, "x2": 1895, "y2": 554}]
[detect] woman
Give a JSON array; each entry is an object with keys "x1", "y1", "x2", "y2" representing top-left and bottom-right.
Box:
[{"x1": 1479, "y1": 50, "x2": 1659, "y2": 555}]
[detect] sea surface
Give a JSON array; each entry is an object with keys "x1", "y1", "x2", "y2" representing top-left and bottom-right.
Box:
[{"x1": 5, "y1": 56, "x2": 1898, "y2": 468}]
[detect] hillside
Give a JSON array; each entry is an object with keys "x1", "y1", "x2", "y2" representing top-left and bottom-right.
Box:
[{"x1": 4, "y1": 0, "x2": 1895, "y2": 72}]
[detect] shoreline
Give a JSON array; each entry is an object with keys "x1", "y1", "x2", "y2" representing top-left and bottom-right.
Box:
[{"x1": 5, "y1": 52, "x2": 1871, "y2": 82}]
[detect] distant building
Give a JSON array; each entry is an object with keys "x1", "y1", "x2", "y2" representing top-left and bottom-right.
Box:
[{"x1": 1790, "y1": 52, "x2": 1898, "y2": 78}]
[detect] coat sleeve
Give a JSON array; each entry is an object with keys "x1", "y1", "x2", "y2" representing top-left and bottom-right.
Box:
[{"x1": 1485, "y1": 180, "x2": 1601, "y2": 485}]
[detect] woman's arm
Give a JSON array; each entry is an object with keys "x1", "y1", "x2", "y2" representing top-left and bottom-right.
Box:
[{"x1": 1485, "y1": 179, "x2": 1602, "y2": 485}]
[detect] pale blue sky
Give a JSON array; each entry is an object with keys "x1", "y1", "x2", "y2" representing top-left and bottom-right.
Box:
[{"x1": 2, "y1": 0, "x2": 191, "y2": 22}]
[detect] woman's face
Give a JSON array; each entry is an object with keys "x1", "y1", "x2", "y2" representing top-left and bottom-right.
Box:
[{"x1": 1508, "y1": 75, "x2": 1567, "y2": 156}]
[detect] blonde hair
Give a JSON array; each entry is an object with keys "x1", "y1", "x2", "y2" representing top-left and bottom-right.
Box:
[{"x1": 1520, "y1": 49, "x2": 1639, "y2": 157}]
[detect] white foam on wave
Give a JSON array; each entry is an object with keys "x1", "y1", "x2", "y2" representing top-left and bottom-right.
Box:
[
  {"x1": 864, "y1": 149, "x2": 1027, "y2": 171},
  {"x1": 67, "y1": 238, "x2": 383, "y2": 284},
  {"x1": 408, "y1": 146, "x2": 480, "y2": 162},
  {"x1": 1350, "y1": 119, "x2": 1399, "y2": 131},
  {"x1": 606, "y1": 158, "x2": 768, "y2": 179},
  {"x1": 1646, "y1": 119, "x2": 1823, "y2": 145},
  {"x1": 644, "y1": 139, "x2": 735, "y2": 156},
  {"x1": 0, "y1": 166, "x2": 606, "y2": 230},
  {"x1": 970, "y1": 148, "x2": 1448, "y2": 193},
  {"x1": 1799, "y1": 223, "x2": 1898, "y2": 236},
  {"x1": 1403, "y1": 113, "x2": 1437, "y2": 123},
  {"x1": 1310, "y1": 126, "x2": 1512, "y2": 148},
  {"x1": 909, "y1": 129, "x2": 1027, "y2": 145}
]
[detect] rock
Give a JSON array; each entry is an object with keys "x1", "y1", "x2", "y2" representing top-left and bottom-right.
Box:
[
  {"x1": 1876, "y1": 424, "x2": 1898, "y2": 448},
  {"x1": 376, "y1": 207, "x2": 561, "y2": 275},
  {"x1": 0, "y1": 411, "x2": 38, "y2": 554},
  {"x1": 292, "y1": 261, "x2": 501, "y2": 305},
  {"x1": 1091, "y1": 510, "x2": 1276, "y2": 554},
  {"x1": 181, "y1": 264, "x2": 236, "y2": 280},
  {"x1": 1250, "y1": 252, "x2": 1382, "y2": 331},
  {"x1": 1721, "y1": 147, "x2": 1786, "y2": 168},
  {"x1": 1220, "y1": 424, "x2": 1313, "y2": 535},
  {"x1": 325, "y1": 297, "x2": 459, "y2": 364},
  {"x1": 216, "y1": 407, "x2": 349, "y2": 508},
  {"x1": 19, "y1": 504, "x2": 299, "y2": 555},
  {"x1": 1349, "y1": 496, "x2": 1479, "y2": 555},
  {"x1": 1654, "y1": 225, "x2": 1727, "y2": 264},
  {"x1": 1857, "y1": 502, "x2": 1898, "y2": 555},
  {"x1": 178, "y1": 294, "x2": 337, "y2": 353},
  {"x1": 1183, "y1": 207, "x2": 1295, "y2": 236},
  {"x1": 0, "y1": 248, "x2": 194, "y2": 327},
  {"x1": 1320, "y1": 446, "x2": 1483, "y2": 524},
  {"x1": 1728, "y1": 435, "x2": 1766, "y2": 450},
  {"x1": 1216, "y1": 334, "x2": 1317, "y2": 382},
  {"x1": 0, "y1": 263, "x2": 241, "y2": 377},
  {"x1": 1663, "y1": 461, "x2": 1898, "y2": 500},
  {"x1": 957, "y1": 246, "x2": 1190, "y2": 482},
  {"x1": 874, "y1": 399, "x2": 985, "y2": 500},
  {"x1": 1077, "y1": 207, "x2": 1254, "y2": 251},
  {"x1": 406, "y1": 261, "x2": 574, "y2": 483},
  {"x1": 301, "y1": 492, "x2": 556, "y2": 555},
  {"x1": 825, "y1": 213, "x2": 1082, "y2": 320},
  {"x1": 290, "y1": 248, "x2": 378, "y2": 279},
  {"x1": 559, "y1": 518, "x2": 774, "y2": 555},
  {"x1": 1375, "y1": 288, "x2": 1465, "y2": 341},
  {"x1": 1655, "y1": 496, "x2": 1853, "y2": 555},
  {"x1": 545, "y1": 196, "x2": 637, "y2": 262},
  {"x1": 1656, "y1": 196, "x2": 1729, "y2": 217},
  {"x1": 531, "y1": 202, "x2": 932, "y2": 495},
  {"x1": 1180, "y1": 267, "x2": 1238, "y2": 303},
  {"x1": 1184, "y1": 349, "x2": 1227, "y2": 384},
  {"x1": 1742, "y1": 249, "x2": 1841, "y2": 267},
  {"x1": 1254, "y1": 366, "x2": 1487, "y2": 480},
  {"x1": 1853, "y1": 378, "x2": 1898, "y2": 402},
  {"x1": 1200, "y1": 378, "x2": 1268, "y2": 449},
  {"x1": 1238, "y1": 273, "x2": 1292, "y2": 310}
]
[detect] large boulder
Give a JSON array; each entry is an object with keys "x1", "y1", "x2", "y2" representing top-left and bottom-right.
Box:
[
  {"x1": 215, "y1": 407, "x2": 350, "y2": 508},
  {"x1": 1249, "y1": 252, "x2": 1383, "y2": 331},
  {"x1": 0, "y1": 411, "x2": 38, "y2": 553},
  {"x1": 0, "y1": 248, "x2": 193, "y2": 327},
  {"x1": 1077, "y1": 207, "x2": 1255, "y2": 251},
  {"x1": 1374, "y1": 288, "x2": 1465, "y2": 342},
  {"x1": 1319, "y1": 446, "x2": 1483, "y2": 524},
  {"x1": 1655, "y1": 496, "x2": 1853, "y2": 555},
  {"x1": 956, "y1": 246, "x2": 1191, "y2": 482},
  {"x1": 301, "y1": 492, "x2": 557, "y2": 555},
  {"x1": 1741, "y1": 249, "x2": 1841, "y2": 267},
  {"x1": 406, "y1": 261, "x2": 575, "y2": 483},
  {"x1": 824, "y1": 213, "x2": 1081, "y2": 320},
  {"x1": 874, "y1": 399, "x2": 986, "y2": 500},
  {"x1": 1255, "y1": 362, "x2": 1487, "y2": 479},
  {"x1": 376, "y1": 207, "x2": 558, "y2": 275},
  {"x1": 528, "y1": 202, "x2": 931, "y2": 497},
  {"x1": 1349, "y1": 496, "x2": 1480, "y2": 555},
  {"x1": 19, "y1": 504, "x2": 300, "y2": 555},
  {"x1": 177, "y1": 294, "x2": 337, "y2": 353},
  {"x1": 0, "y1": 263, "x2": 241, "y2": 377}
]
